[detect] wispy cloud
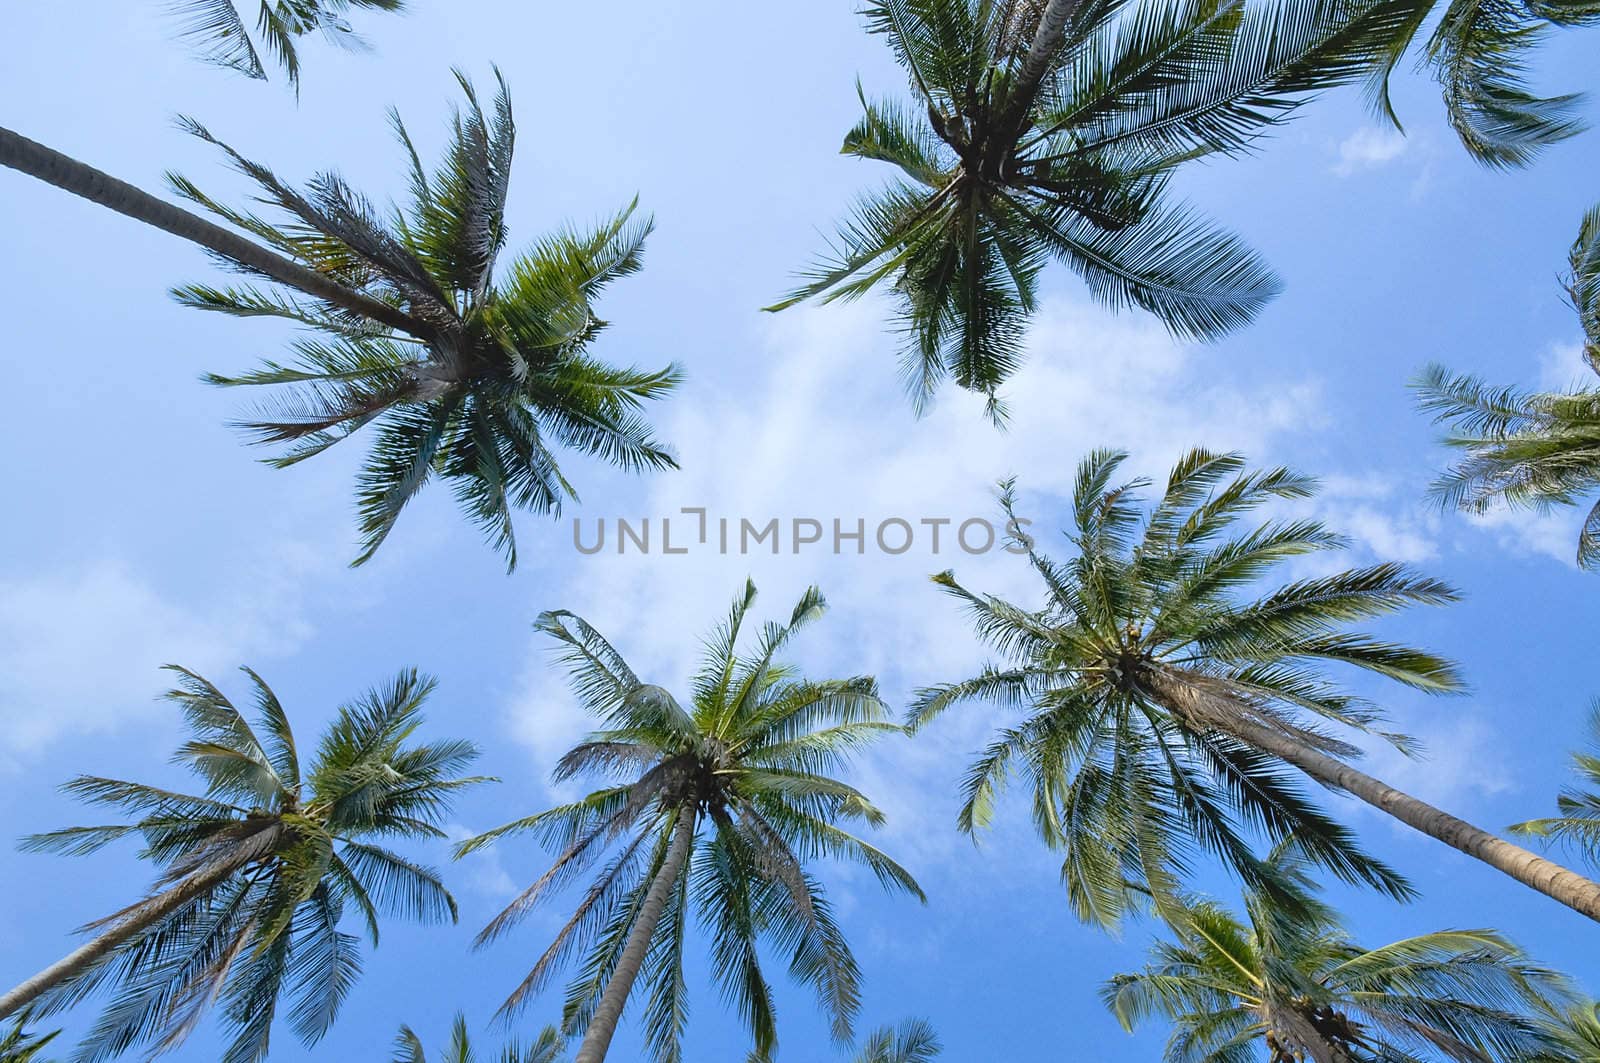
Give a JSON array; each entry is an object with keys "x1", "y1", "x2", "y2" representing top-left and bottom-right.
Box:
[
  {"x1": 0, "y1": 547, "x2": 327, "y2": 759},
  {"x1": 1333, "y1": 126, "x2": 1409, "y2": 177}
]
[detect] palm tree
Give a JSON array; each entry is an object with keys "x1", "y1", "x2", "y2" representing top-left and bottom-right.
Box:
[
  {"x1": 0, "y1": 665, "x2": 487, "y2": 1062},
  {"x1": 911, "y1": 448, "x2": 1600, "y2": 928},
  {"x1": 1367, "y1": 0, "x2": 1597, "y2": 169},
  {"x1": 0, "y1": 71, "x2": 679, "y2": 569},
  {"x1": 768, "y1": 0, "x2": 1436, "y2": 418},
  {"x1": 1510, "y1": 704, "x2": 1600, "y2": 866},
  {"x1": 457, "y1": 581, "x2": 925, "y2": 1063},
  {"x1": 1417, "y1": 201, "x2": 1600, "y2": 570},
  {"x1": 393, "y1": 1013, "x2": 566, "y2": 1063},
  {"x1": 853, "y1": 1019, "x2": 941, "y2": 1062},
  {"x1": 0, "y1": 1013, "x2": 58, "y2": 1063},
  {"x1": 173, "y1": 1, "x2": 404, "y2": 87},
  {"x1": 1104, "y1": 843, "x2": 1570, "y2": 1062}
]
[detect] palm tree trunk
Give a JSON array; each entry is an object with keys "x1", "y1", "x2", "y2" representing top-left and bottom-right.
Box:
[
  {"x1": 992, "y1": 0, "x2": 1083, "y2": 154},
  {"x1": 573, "y1": 812, "x2": 695, "y2": 1063},
  {"x1": 1148, "y1": 669, "x2": 1600, "y2": 923},
  {"x1": 0, "y1": 125, "x2": 425, "y2": 339},
  {"x1": 0, "y1": 854, "x2": 248, "y2": 1021}
]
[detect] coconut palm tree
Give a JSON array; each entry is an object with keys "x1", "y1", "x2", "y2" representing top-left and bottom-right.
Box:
[
  {"x1": 1366, "y1": 0, "x2": 1597, "y2": 169},
  {"x1": 1510, "y1": 704, "x2": 1600, "y2": 866},
  {"x1": 1104, "y1": 843, "x2": 1570, "y2": 1062},
  {"x1": 173, "y1": 1, "x2": 404, "y2": 87},
  {"x1": 853, "y1": 1019, "x2": 941, "y2": 1062},
  {"x1": 769, "y1": 0, "x2": 1437, "y2": 418},
  {"x1": 393, "y1": 1013, "x2": 566, "y2": 1063},
  {"x1": 0, "y1": 1013, "x2": 58, "y2": 1063},
  {"x1": 911, "y1": 448, "x2": 1600, "y2": 928},
  {"x1": 0, "y1": 665, "x2": 487, "y2": 1062},
  {"x1": 457, "y1": 581, "x2": 925, "y2": 1063},
  {"x1": 0, "y1": 71, "x2": 679, "y2": 569},
  {"x1": 1417, "y1": 201, "x2": 1600, "y2": 569}
]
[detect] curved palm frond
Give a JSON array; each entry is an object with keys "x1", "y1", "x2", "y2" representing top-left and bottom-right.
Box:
[
  {"x1": 173, "y1": 0, "x2": 406, "y2": 87},
  {"x1": 1418, "y1": 200, "x2": 1600, "y2": 569}
]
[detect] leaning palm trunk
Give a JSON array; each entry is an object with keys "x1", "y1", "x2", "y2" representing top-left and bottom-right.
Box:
[
  {"x1": 1149, "y1": 668, "x2": 1600, "y2": 923},
  {"x1": 573, "y1": 812, "x2": 696, "y2": 1063},
  {"x1": 0, "y1": 126, "x2": 422, "y2": 337},
  {"x1": 0, "y1": 848, "x2": 253, "y2": 1022}
]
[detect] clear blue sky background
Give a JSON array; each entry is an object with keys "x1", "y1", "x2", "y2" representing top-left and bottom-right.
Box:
[{"x1": 2, "y1": 3, "x2": 1599, "y2": 1060}]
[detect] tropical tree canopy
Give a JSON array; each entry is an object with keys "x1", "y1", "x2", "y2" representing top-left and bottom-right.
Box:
[
  {"x1": 1104, "y1": 843, "x2": 1571, "y2": 1062},
  {"x1": 393, "y1": 1013, "x2": 567, "y2": 1063},
  {"x1": 770, "y1": 0, "x2": 1442, "y2": 418},
  {"x1": 1512, "y1": 703, "x2": 1600, "y2": 866},
  {"x1": 13, "y1": 666, "x2": 486, "y2": 1062},
  {"x1": 1371, "y1": 0, "x2": 1598, "y2": 168},
  {"x1": 174, "y1": 70, "x2": 679, "y2": 568},
  {"x1": 175, "y1": 0, "x2": 404, "y2": 86},
  {"x1": 1418, "y1": 200, "x2": 1600, "y2": 569},
  {"x1": 910, "y1": 448, "x2": 1467, "y2": 926},
  {"x1": 458, "y1": 581, "x2": 924, "y2": 1063},
  {"x1": 908, "y1": 451, "x2": 1459, "y2": 928}
]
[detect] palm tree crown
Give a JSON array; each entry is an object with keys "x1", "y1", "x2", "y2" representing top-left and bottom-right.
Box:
[
  {"x1": 1105, "y1": 843, "x2": 1571, "y2": 1062},
  {"x1": 9, "y1": 666, "x2": 487, "y2": 1062},
  {"x1": 175, "y1": 71, "x2": 679, "y2": 567},
  {"x1": 771, "y1": 0, "x2": 1436, "y2": 418},
  {"x1": 394, "y1": 1013, "x2": 566, "y2": 1063},
  {"x1": 459, "y1": 581, "x2": 924, "y2": 1063},
  {"x1": 175, "y1": 1, "x2": 404, "y2": 87},
  {"x1": 1418, "y1": 201, "x2": 1600, "y2": 569},
  {"x1": 912, "y1": 448, "x2": 1455, "y2": 923}
]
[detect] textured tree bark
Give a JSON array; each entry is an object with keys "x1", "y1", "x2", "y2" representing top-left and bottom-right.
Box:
[
  {"x1": 0, "y1": 854, "x2": 249, "y2": 1021},
  {"x1": 1149, "y1": 668, "x2": 1600, "y2": 924},
  {"x1": 573, "y1": 811, "x2": 696, "y2": 1063},
  {"x1": 0, "y1": 125, "x2": 426, "y2": 338},
  {"x1": 991, "y1": 0, "x2": 1084, "y2": 154}
]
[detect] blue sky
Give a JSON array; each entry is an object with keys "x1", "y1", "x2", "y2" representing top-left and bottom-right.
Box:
[{"x1": 2, "y1": 3, "x2": 1599, "y2": 1060}]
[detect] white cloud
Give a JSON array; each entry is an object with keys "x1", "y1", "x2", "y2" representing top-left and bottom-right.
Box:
[
  {"x1": 1333, "y1": 127, "x2": 1409, "y2": 176},
  {"x1": 0, "y1": 551, "x2": 322, "y2": 758},
  {"x1": 443, "y1": 822, "x2": 519, "y2": 899},
  {"x1": 1464, "y1": 503, "x2": 1580, "y2": 568},
  {"x1": 1315, "y1": 475, "x2": 1440, "y2": 562},
  {"x1": 1537, "y1": 339, "x2": 1593, "y2": 391},
  {"x1": 504, "y1": 295, "x2": 1329, "y2": 869},
  {"x1": 1352, "y1": 709, "x2": 1516, "y2": 828}
]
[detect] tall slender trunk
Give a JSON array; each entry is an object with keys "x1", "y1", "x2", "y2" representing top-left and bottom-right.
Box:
[
  {"x1": 573, "y1": 811, "x2": 696, "y2": 1063},
  {"x1": 1149, "y1": 669, "x2": 1600, "y2": 923},
  {"x1": 991, "y1": 0, "x2": 1083, "y2": 155},
  {"x1": 0, "y1": 853, "x2": 249, "y2": 1021},
  {"x1": 0, "y1": 125, "x2": 425, "y2": 339}
]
